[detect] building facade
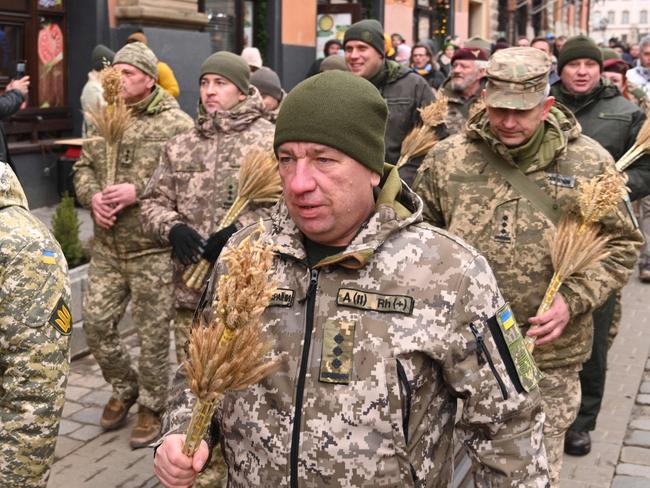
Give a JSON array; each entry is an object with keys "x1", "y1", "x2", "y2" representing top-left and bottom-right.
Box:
[{"x1": 590, "y1": 0, "x2": 650, "y2": 44}]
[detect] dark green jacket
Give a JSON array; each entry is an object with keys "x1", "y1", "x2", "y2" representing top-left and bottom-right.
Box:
[
  {"x1": 373, "y1": 61, "x2": 436, "y2": 184},
  {"x1": 551, "y1": 79, "x2": 650, "y2": 201}
]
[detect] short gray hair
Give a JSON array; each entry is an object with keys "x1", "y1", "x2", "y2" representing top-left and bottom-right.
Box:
[{"x1": 640, "y1": 35, "x2": 650, "y2": 51}]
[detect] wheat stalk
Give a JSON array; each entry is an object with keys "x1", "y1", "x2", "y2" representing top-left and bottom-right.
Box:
[
  {"x1": 182, "y1": 222, "x2": 285, "y2": 455},
  {"x1": 83, "y1": 67, "x2": 133, "y2": 187},
  {"x1": 526, "y1": 169, "x2": 626, "y2": 353},
  {"x1": 183, "y1": 150, "x2": 282, "y2": 290},
  {"x1": 616, "y1": 116, "x2": 650, "y2": 171},
  {"x1": 395, "y1": 97, "x2": 448, "y2": 170}
]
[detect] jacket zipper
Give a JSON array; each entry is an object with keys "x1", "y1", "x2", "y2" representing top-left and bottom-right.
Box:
[
  {"x1": 469, "y1": 323, "x2": 508, "y2": 400},
  {"x1": 290, "y1": 268, "x2": 319, "y2": 488},
  {"x1": 396, "y1": 360, "x2": 411, "y2": 444}
]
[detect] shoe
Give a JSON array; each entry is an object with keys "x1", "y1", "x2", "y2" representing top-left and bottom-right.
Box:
[
  {"x1": 564, "y1": 430, "x2": 591, "y2": 456},
  {"x1": 129, "y1": 406, "x2": 162, "y2": 449},
  {"x1": 100, "y1": 396, "x2": 137, "y2": 430},
  {"x1": 640, "y1": 268, "x2": 650, "y2": 283}
]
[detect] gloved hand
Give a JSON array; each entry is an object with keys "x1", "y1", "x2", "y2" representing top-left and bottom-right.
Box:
[
  {"x1": 169, "y1": 223, "x2": 206, "y2": 266},
  {"x1": 203, "y1": 224, "x2": 238, "y2": 263}
]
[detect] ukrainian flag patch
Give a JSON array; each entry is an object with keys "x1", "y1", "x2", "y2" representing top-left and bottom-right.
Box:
[
  {"x1": 497, "y1": 305, "x2": 516, "y2": 330},
  {"x1": 42, "y1": 249, "x2": 57, "y2": 265}
]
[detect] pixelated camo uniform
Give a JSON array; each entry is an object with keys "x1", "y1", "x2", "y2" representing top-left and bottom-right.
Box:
[
  {"x1": 0, "y1": 164, "x2": 71, "y2": 488},
  {"x1": 140, "y1": 87, "x2": 275, "y2": 310},
  {"x1": 440, "y1": 79, "x2": 486, "y2": 136},
  {"x1": 162, "y1": 166, "x2": 549, "y2": 487},
  {"x1": 413, "y1": 104, "x2": 643, "y2": 370},
  {"x1": 74, "y1": 85, "x2": 193, "y2": 259}
]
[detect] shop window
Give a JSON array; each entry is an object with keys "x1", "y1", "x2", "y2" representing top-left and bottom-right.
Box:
[
  {"x1": 0, "y1": 23, "x2": 25, "y2": 82},
  {"x1": 37, "y1": 16, "x2": 65, "y2": 108}
]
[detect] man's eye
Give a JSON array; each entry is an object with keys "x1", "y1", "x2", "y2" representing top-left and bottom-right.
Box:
[
  {"x1": 317, "y1": 157, "x2": 332, "y2": 164},
  {"x1": 278, "y1": 157, "x2": 292, "y2": 164}
]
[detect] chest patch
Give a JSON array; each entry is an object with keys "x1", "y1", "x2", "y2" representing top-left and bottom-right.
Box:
[
  {"x1": 268, "y1": 288, "x2": 294, "y2": 307},
  {"x1": 319, "y1": 320, "x2": 355, "y2": 384},
  {"x1": 336, "y1": 288, "x2": 414, "y2": 315},
  {"x1": 546, "y1": 173, "x2": 576, "y2": 188}
]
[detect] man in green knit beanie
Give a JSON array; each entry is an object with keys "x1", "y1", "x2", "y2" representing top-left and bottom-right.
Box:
[
  {"x1": 551, "y1": 34, "x2": 650, "y2": 459},
  {"x1": 155, "y1": 68, "x2": 551, "y2": 488},
  {"x1": 343, "y1": 18, "x2": 440, "y2": 185}
]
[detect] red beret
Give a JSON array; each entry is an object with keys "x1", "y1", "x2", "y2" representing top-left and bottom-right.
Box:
[
  {"x1": 603, "y1": 58, "x2": 628, "y2": 76},
  {"x1": 451, "y1": 47, "x2": 489, "y2": 63}
]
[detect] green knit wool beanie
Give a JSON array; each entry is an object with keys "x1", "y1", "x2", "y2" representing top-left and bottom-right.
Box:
[
  {"x1": 274, "y1": 70, "x2": 387, "y2": 175},
  {"x1": 200, "y1": 51, "x2": 250, "y2": 94},
  {"x1": 343, "y1": 19, "x2": 385, "y2": 57},
  {"x1": 600, "y1": 47, "x2": 620, "y2": 62},
  {"x1": 251, "y1": 67, "x2": 283, "y2": 101},
  {"x1": 558, "y1": 35, "x2": 603, "y2": 74}
]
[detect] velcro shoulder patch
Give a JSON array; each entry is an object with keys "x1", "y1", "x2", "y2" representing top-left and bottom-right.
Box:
[
  {"x1": 487, "y1": 303, "x2": 543, "y2": 392},
  {"x1": 319, "y1": 320, "x2": 355, "y2": 384},
  {"x1": 336, "y1": 288, "x2": 414, "y2": 315},
  {"x1": 269, "y1": 288, "x2": 295, "y2": 307},
  {"x1": 49, "y1": 297, "x2": 72, "y2": 336}
]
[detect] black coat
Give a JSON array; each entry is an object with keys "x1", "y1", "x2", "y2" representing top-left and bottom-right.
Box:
[
  {"x1": 0, "y1": 89, "x2": 24, "y2": 171},
  {"x1": 552, "y1": 79, "x2": 650, "y2": 201}
]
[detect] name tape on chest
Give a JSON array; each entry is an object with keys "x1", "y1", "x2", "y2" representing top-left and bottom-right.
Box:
[
  {"x1": 336, "y1": 288, "x2": 414, "y2": 315},
  {"x1": 546, "y1": 173, "x2": 576, "y2": 188},
  {"x1": 268, "y1": 288, "x2": 295, "y2": 307}
]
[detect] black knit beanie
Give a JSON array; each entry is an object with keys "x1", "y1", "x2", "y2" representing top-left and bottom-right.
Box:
[
  {"x1": 274, "y1": 71, "x2": 387, "y2": 175},
  {"x1": 558, "y1": 35, "x2": 603, "y2": 74},
  {"x1": 200, "y1": 51, "x2": 250, "y2": 94},
  {"x1": 343, "y1": 19, "x2": 385, "y2": 57},
  {"x1": 91, "y1": 44, "x2": 115, "y2": 71}
]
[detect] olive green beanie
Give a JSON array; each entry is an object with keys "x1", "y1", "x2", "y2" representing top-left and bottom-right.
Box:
[
  {"x1": 343, "y1": 19, "x2": 385, "y2": 57},
  {"x1": 558, "y1": 35, "x2": 603, "y2": 74},
  {"x1": 274, "y1": 70, "x2": 387, "y2": 175},
  {"x1": 200, "y1": 51, "x2": 250, "y2": 94}
]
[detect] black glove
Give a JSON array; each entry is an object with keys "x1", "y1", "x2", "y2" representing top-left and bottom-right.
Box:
[
  {"x1": 168, "y1": 223, "x2": 206, "y2": 266},
  {"x1": 203, "y1": 224, "x2": 238, "y2": 263}
]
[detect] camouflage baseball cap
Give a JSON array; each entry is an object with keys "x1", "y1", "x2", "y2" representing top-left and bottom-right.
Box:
[{"x1": 485, "y1": 47, "x2": 551, "y2": 110}]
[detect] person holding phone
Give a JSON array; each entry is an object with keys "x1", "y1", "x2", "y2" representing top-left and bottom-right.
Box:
[{"x1": 0, "y1": 70, "x2": 29, "y2": 172}]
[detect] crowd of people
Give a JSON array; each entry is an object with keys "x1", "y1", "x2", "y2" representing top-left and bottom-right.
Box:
[{"x1": 2, "y1": 18, "x2": 650, "y2": 488}]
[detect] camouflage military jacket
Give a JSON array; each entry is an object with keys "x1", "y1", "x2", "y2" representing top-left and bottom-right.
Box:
[
  {"x1": 413, "y1": 105, "x2": 643, "y2": 369},
  {"x1": 73, "y1": 86, "x2": 193, "y2": 259},
  {"x1": 440, "y1": 78, "x2": 486, "y2": 136},
  {"x1": 140, "y1": 89, "x2": 275, "y2": 309},
  {"x1": 627, "y1": 81, "x2": 650, "y2": 114},
  {"x1": 0, "y1": 164, "x2": 71, "y2": 487},
  {"x1": 163, "y1": 167, "x2": 549, "y2": 487}
]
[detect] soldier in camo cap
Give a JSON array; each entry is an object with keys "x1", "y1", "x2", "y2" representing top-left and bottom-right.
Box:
[
  {"x1": 0, "y1": 162, "x2": 71, "y2": 487},
  {"x1": 413, "y1": 46, "x2": 643, "y2": 486},
  {"x1": 154, "y1": 70, "x2": 549, "y2": 487}
]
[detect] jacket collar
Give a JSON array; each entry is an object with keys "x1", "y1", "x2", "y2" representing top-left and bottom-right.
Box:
[{"x1": 196, "y1": 86, "x2": 267, "y2": 137}]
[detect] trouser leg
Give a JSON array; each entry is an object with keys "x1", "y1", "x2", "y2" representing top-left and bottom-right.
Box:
[
  {"x1": 127, "y1": 252, "x2": 174, "y2": 413},
  {"x1": 570, "y1": 293, "x2": 616, "y2": 432},
  {"x1": 82, "y1": 253, "x2": 138, "y2": 401},
  {"x1": 539, "y1": 365, "x2": 581, "y2": 487}
]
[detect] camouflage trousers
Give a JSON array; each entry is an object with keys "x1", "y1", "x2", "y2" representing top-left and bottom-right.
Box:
[
  {"x1": 539, "y1": 364, "x2": 581, "y2": 488},
  {"x1": 638, "y1": 196, "x2": 650, "y2": 270},
  {"x1": 174, "y1": 308, "x2": 228, "y2": 488},
  {"x1": 82, "y1": 251, "x2": 173, "y2": 412}
]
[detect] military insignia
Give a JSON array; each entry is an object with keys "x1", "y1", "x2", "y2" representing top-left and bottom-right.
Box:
[
  {"x1": 336, "y1": 288, "x2": 414, "y2": 315},
  {"x1": 269, "y1": 288, "x2": 294, "y2": 307},
  {"x1": 41, "y1": 249, "x2": 57, "y2": 265},
  {"x1": 320, "y1": 320, "x2": 355, "y2": 384},
  {"x1": 546, "y1": 173, "x2": 576, "y2": 188},
  {"x1": 361, "y1": 31, "x2": 372, "y2": 42},
  {"x1": 488, "y1": 303, "x2": 543, "y2": 392},
  {"x1": 49, "y1": 297, "x2": 72, "y2": 336},
  {"x1": 471, "y1": 49, "x2": 481, "y2": 58}
]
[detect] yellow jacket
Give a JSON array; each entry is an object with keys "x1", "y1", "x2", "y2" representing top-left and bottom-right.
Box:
[{"x1": 157, "y1": 61, "x2": 180, "y2": 98}]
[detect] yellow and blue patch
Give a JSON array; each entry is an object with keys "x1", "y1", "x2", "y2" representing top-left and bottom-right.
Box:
[
  {"x1": 497, "y1": 305, "x2": 516, "y2": 330},
  {"x1": 42, "y1": 249, "x2": 57, "y2": 265}
]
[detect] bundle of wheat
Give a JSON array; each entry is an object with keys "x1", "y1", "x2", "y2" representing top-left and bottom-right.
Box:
[
  {"x1": 525, "y1": 168, "x2": 627, "y2": 353},
  {"x1": 182, "y1": 223, "x2": 285, "y2": 455},
  {"x1": 84, "y1": 67, "x2": 133, "y2": 187},
  {"x1": 395, "y1": 96, "x2": 448, "y2": 169},
  {"x1": 615, "y1": 116, "x2": 650, "y2": 172}
]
